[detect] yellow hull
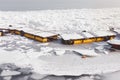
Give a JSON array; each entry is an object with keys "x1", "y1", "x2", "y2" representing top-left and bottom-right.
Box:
[
  {"x1": 74, "y1": 40, "x2": 83, "y2": 44},
  {"x1": 35, "y1": 36, "x2": 48, "y2": 42},
  {"x1": 24, "y1": 33, "x2": 35, "y2": 39},
  {"x1": 83, "y1": 38, "x2": 96, "y2": 43},
  {"x1": 14, "y1": 30, "x2": 21, "y2": 35},
  {"x1": 7, "y1": 29, "x2": 116, "y2": 44},
  {"x1": 0, "y1": 31, "x2": 3, "y2": 36},
  {"x1": 62, "y1": 35, "x2": 115, "y2": 45}
]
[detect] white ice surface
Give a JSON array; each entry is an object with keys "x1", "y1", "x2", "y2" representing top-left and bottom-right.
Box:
[
  {"x1": 0, "y1": 36, "x2": 120, "y2": 76},
  {"x1": 32, "y1": 52, "x2": 120, "y2": 76},
  {"x1": 61, "y1": 33, "x2": 84, "y2": 40},
  {"x1": 73, "y1": 49, "x2": 100, "y2": 56},
  {"x1": 93, "y1": 31, "x2": 116, "y2": 37},
  {"x1": 23, "y1": 29, "x2": 57, "y2": 37},
  {"x1": 55, "y1": 49, "x2": 65, "y2": 56},
  {"x1": 82, "y1": 32, "x2": 95, "y2": 38},
  {"x1": 35, "y1": 32, "x2": 57, "y2": 37},
  {"x1": 0, "y1": 8, "x2": 120, "y2": 32},
  {"x1": 103, "y1": 71, "x2": 120, "y2": 80},
  {"x1": 114, "y1": 29, "x2": 120, "y2": 34},
  {"x1": 108, "y1": 39, "x2": 120, "y2": 45},
  {"x1": 0, "y1": 49, "x2": 31, "y2": 67},
  {"x1": 1, "y1": 70, "x2": 21, "y2": 76},
  {"x1": 0, "y1": 8, "x2": 119, "y2": 76}
]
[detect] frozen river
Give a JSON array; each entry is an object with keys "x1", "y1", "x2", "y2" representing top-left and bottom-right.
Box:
[{"x1": 0, "y1": 0, "x2": 120, "y2": 11}]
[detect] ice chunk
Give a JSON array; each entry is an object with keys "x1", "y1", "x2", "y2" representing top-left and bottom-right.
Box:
[
  {"x1": 73, "y1": 49, "x2": 100, "y2": 56},
  {"x1": 1, "y1": 70, "x2": 21, "y2": 76},
  {"x1": 55, "y1": 50, "x2": 65, "y2": 56}
]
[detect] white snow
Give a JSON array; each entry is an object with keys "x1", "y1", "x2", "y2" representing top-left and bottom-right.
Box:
[
  {"x1": 35, "y1": 32, "x2": 57, "y2": 37},
  {"x1": 1, "y1": 70, "x2": 21, "y2": 76},
  {"x1": 60, "y1": 31, "x2": 115, "y2": 40},
  {"x1": 0, "y1": 8, "x2": 120, "y2": 77},
  {"x1": 61, "y1": 33, "x2": 84, "y2": 40},
  {"x1": 0, "y1": 49, "x2": 31, "y2": 68},
  {"x1": 114, "y1": 29, "x2": 120, "y2": 34},
  {"x1": 0, "y1": 8, "x2": 119, "y2": 32},
  {"x1": 79, "y1": 77, "x2": 94, "y2": 80},
  {"x1": 108, "y1": 39, "x2": 120, "y2": 44},
  {"x1": 93, "y1": 30, "x2": 116, "y2": 37},
  {"x1": 55, "y1": 49, "x2": 65, "y2": 56},
  {"x1": 32, "y1": 52, "x2": 120, "y2": 76},
  {"x1": 23, "y1": 29, "x2": 58, "y2": 37},
  {"x1": 82, "y1": 32, "x2": 95, "y2": 38},
  {"x1": 73, "y1": 49, "x2": 100, "y2": 56},
  {"x1": 103, "y1": 71, "x2": 120, "y2": 80}
]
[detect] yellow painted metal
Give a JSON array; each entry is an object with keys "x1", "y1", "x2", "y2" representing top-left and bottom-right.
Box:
[
  {"x1": 47, "y1": 35, "x2": 58, "y2": 41},
  {"x1": 0, "y1": 32, "x2": 3, "y2": 36},
  {"x1": 14, "y1": 30, "x2": 21, "y2": 35},
  {"x1": 110, "y1": 36, "x2": 115, "y2": 40},
  {"x1": 7, "y1": 29, "x2": 117, "y2": 44},
  {"x1": 96, "y1": 37, "x2": 104, "y2": 42},
  {"x1": 9, "y1": 30, "x2": 15, "y2": 34},
  {"x1": 24, "y1": 33, "x2": 35, "y2": 39},
  {"x1": 64, "y1": 35, "x2": 116, "y2": 45},
  {"x1": 74, "y1": 40, "x2": 83, "y2": 44},
  {"x1": 35, "y1": 36, "x2": 43, "y2": 42},
  {"x1": 83, "y1": 38, "x2": 96, "y2": 43},
  {"x1": 51, "y1": 36, "x2": 58, "y2": 39},
  {"x1": 35, "y1": 36, "x2": 48, "y2": 42},
  {"x1": 42, "y1": 38, "x2": 48, "y2": 42}
]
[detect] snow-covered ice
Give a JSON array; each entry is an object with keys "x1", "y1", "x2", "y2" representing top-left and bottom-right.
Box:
[
  {"x1": 55, "y1": 49, "x2": 65, "y2": 56},
  {"x1": 93, "y1": 30, "x2": 116, "y2": 37},
  {"x1": 0, "y1": 8, "x2": 120, "y2": 78},
  {"x1": 60, "y1": 33, "x2": 84, "y2": 40},
  {"x1": 103, "y1": 71, "x2": 120, "y2": 80},
  {"x1": 73, "y1": 49, "x2": 100, "y2": 56},
  {"x1": 82, "y1": 32, "x2": 95, "y2": 38},
  {"x1": 0, "y1": 8, "x2": 120, "y2": 32},
  {"x1": 23, "y1": 29, "x2": 58, "y2": 37},
  {"x1": 108, "y1": 39, "x2": 120, "y2": 44},
  {"x1": 1, "y1": 70, "x2": 21, "y2": 76},
  {"x1": 33, "y1": 52, "x2": 120, "y2": 76}
]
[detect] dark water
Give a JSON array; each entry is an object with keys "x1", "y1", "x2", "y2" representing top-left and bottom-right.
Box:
[{"x1": 0, "y1": 0, "x2": 120, "y2": 11}]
